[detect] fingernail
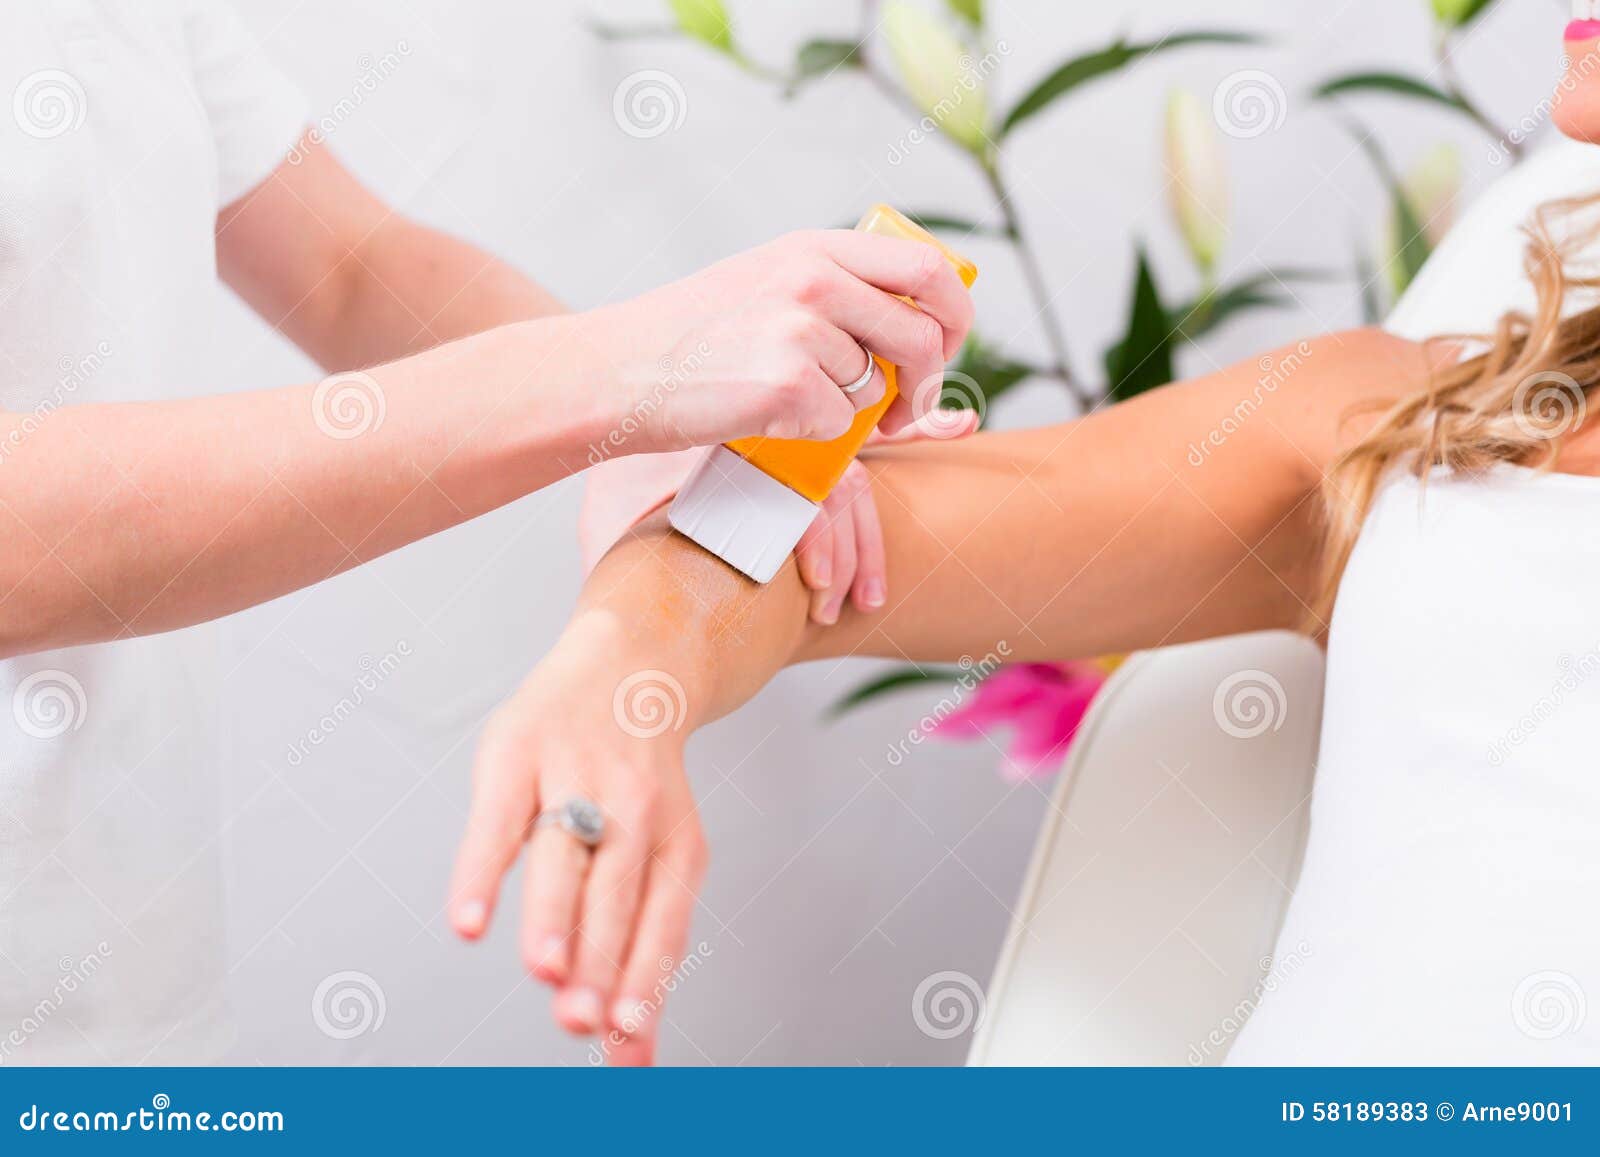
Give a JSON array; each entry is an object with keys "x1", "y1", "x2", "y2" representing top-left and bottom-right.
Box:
[
  {"x1": 536, "y1": 936, "x2": 567, "y2": 975},
  {"x1": 559, "y1": 988, "x2": 604, "y2": 1032},
  {"x1": 811, "y1": 557, "x2": 831, "y2": 588},
  {"x1": 611, "y1": 996, "x2": 651, "y2": 1034},
  {"x1": 860, "y1": 579, "x2": 885, "y2": 609},
  {"x1": 820, "y1": 601, "x2": 841, "y2": 626},
  {"x1": 455, "y1": 900, "x2": 486, "y2": 935}
]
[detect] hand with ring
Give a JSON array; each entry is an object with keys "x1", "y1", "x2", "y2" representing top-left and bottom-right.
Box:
[{"x1": 446, "y1": 614, "x2": 707, "y2": 1066}]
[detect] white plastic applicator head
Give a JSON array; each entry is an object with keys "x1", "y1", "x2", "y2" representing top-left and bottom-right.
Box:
[{"x1": 668, "y1": 445, "x2": 821, "y2": 584}]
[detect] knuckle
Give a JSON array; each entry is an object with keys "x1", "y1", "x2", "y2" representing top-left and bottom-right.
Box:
[
  {"x1": 853, "y1": 373, "x2": 886, "y2": 410},
  {"x1": 790, "y1": 265, "x2": 830, "y2": 308},
  {"x1": 909, "y1": 245, "x2": 944, "y2": 293},
  {"x1": 914, "y1": 315, "x2": 944, "y2": 360},
  {"x1": 674, "y1": 829, "x2": 710, "y2": 883},
  {"x1": 608, "y1": 780, "x2": 660, "y2": 831},
  {"x1": 774, "y1": 370, "x2": 812, "y2": 408},
  {"x1": 780, "y1": 308, "x2": 822, "y2": 347}
]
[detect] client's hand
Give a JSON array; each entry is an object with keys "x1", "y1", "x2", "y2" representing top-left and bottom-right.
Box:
[
  {"x1": 578, "y1": 413, "x2": 978, "y2": 626},
  {"x1": 446, "y1": 612, "x2": 705, "y2": 1067}
]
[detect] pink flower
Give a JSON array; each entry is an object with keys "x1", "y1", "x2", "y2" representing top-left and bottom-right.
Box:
[{"x1": 929, "y1": 662, "x2": 1105, "y2": 781}]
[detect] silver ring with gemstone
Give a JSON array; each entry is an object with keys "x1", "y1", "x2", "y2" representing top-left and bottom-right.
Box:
[
  {"x1": 840, "y1": 345, "x2": 877, "y2": 395},
  {"x1": 534, "y1": 797, "x2": 605, "y2": 848}
]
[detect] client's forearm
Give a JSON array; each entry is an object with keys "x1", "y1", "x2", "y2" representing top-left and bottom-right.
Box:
[{"x1": 573, "y1": 329, "x2": 1424, "y2": 721}]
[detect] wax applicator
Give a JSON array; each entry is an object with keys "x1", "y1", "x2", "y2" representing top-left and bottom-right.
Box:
[{"x1": 669, "y1": 204, "x2": 977, "y2": 582}]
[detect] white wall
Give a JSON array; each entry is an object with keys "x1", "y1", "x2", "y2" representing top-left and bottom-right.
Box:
[{"x1": 210, "y1": 0, "x2": 1555, "y2": 1064}]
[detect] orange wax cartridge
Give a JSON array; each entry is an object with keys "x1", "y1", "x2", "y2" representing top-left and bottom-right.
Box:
[{"x1": 669, "y1": 205, "x2": 977, "y2": 582}]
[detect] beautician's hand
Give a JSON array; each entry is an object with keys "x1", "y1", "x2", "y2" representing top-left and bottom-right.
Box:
[
  {"x1": 578, "y1": 413, "x2": 979, "y2": 626},
  {"x1": 576, "y1": 230, "x2": 973, "y2": 452},
  {"x1": 447, "y1": 614, "x2": 706, "y2": 1066}
]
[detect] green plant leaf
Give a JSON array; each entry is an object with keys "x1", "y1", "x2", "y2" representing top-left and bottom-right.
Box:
[
  {"x1": 1311, "y1": 71, "x2": 1470, "y2": 117},
  {"x1": 1169, "y1": 268, "x2": 1331, "y2": 342},
  {"x1": 669, "y1": 0, "x2": 734, "y2": 53},
  {"x1": 589, "y1": 21, "x2": 680, "y2": 41},
  {"x1": 1354, "y1": 245, "x2": 1383, "y2": 325},
  {"x1": 1001, "y1": 30, "x2": 1260, "y2": 137},
  {"x1": 1431, "y1": 0, "x2": 1495, "y2": 29},
  {"x1": 832, "y1": 211, "x2": 1005, "y2": 237},
  {"x1": 1104, "y1": 249, "x2": 1175, "y2": 402},
  {"x1": 787, "y1": 38, "x2": 861, "y2": 93},
  {"x1": 827, "y1": 665, "x2": 967, "y2": 718},
  {"x1": 945, "y1": 0, "x2": 983, "y2": 26},
  {"x1": 905, "y1": 211, "x2": 1005, "y2": 238},
  {"x1": 1345, "y1": 127, "x2": 1433, "y2": 298},
  {"x1": 952, "y1": 334, "x2": 1035, "y2": 413},
  {"x1": 1388, "y1": 187, "x2": 1432, "y2": 297}
]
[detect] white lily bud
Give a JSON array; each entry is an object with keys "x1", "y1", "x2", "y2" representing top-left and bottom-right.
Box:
[
  {"x1": 882, "y1": 1, "x2": 990, "y2": 155},
  {"x1": 1164, "y1": 89, "x2": 1230, "y2": 275}
]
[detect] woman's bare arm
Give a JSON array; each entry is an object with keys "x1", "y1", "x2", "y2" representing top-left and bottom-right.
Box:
[
  {"x1": 581, "y1": 328, "x2": 1424, "y2": 714},
  {"x1": 449, "y1": 327, "x2": 1430, "y2": 1060}
]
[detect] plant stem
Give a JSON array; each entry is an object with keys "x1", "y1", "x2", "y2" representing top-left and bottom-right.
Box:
[
  {"x1": 854, "y1": 0, "x2": 1093, "y2": 408},
  {"x1": 981, "y1": 159, "x2": 1096, "y2": 409},
  {"x1": 1433, "y1": 27, "x2": 1523, "y2": 163}
]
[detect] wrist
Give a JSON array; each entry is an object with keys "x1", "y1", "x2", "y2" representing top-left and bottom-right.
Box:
[
  {"x1": 562, "y1": 304, "x2": 688, "y2": 460},
  {"x1": 560, "y1": 607, "x2": 713, "y2": 733},
  {"x1": 481, "y1": 315, "x2": 630, "y2": 469}
]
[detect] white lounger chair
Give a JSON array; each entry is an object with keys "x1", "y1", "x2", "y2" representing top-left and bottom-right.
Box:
[
  {"x1": 965, "y1": 137, "x2": 1600, "y2": 1067},
  {"x1": 968, "y1": 631, "x2": 1325, "y2": 1066}
]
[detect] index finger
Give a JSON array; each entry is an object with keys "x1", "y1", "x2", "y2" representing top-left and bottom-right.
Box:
[{"x1": 820, "y1": 231, "x2": 974, "y2": 359}]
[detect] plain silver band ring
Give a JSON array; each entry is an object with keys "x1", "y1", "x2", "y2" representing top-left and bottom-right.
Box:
[
  {"x1": 840, "y1": 346, "x2": 876, "y2": 395},
  {"x1": 533, "y1": 797, "x2": 605, "y2": 848}
]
